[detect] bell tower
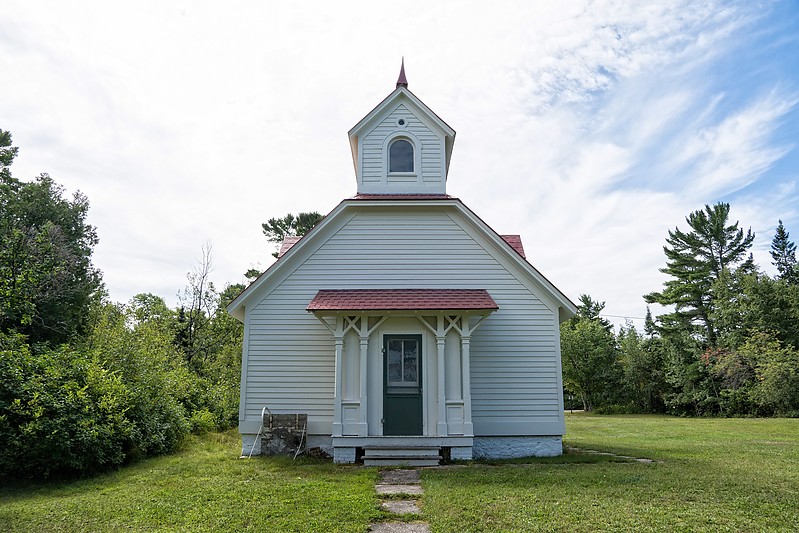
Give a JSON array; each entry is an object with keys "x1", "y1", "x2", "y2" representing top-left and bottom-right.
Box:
[{"x1": 348, "y1": 61, "x2": 456, "y2": 195}]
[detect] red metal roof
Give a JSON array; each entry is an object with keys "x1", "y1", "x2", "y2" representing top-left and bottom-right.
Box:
[
  {"x1": 277, "y1": 236, "x2": 302, "y2": 258},
  {"x1": 307, "y1": 289, "x2": 498, "y2": 311},
  {"x1": 353, "y1": 194, "x2": 452, "y2": 200},
  {"x1": 500, "y1": 235, "x2": 526, "y2": 259}
]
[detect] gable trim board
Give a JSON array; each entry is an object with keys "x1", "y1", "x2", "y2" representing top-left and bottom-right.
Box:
[
  {"x1": 228, "y1": 196, "x2": 575, "y2": 322},
  {"x1": 348, "y1": 86, "x2": 456, "y2": 159}
]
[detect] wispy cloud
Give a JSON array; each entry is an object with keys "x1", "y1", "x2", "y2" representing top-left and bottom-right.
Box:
[
  {"x1": 449, "y1": 1, "x2": 799, "y2": 325},
  {"x1": 679, "y1": 94, "x2": 796, "y2": 197},
  {"x1": 2, "y1": 1, "x2": 798, "y2": 330}
]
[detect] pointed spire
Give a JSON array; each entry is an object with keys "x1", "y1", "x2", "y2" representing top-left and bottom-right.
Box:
[{"x1": 396, "y1": 57, "x2": 408, "y2": 89}]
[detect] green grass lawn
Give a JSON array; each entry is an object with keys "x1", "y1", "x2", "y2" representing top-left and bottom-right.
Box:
[
  {"x1": 422, "y1": 414, "x2": 799, "y2": 532},
  {"x1": 2, "y1": 416, "x2": 798, "y2": 532},
  {"x1": 0, "y1": 431, "x2": 382, "y2": 532}
]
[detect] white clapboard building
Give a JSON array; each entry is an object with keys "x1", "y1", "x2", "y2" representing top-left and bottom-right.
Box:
[{"x1": 228, "y1": 64, "x2": 577, "y2": 464}]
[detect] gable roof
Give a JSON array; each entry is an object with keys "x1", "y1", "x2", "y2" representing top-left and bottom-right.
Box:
[
  {"x1": 277, "y1": 236, "x2": 302, "y2": 258},
  {"x1": 500, "y1": 235, "x2": 526, "y2": 259},
  {"x1": 307, "y1": 289, "x2": 498, "y2": 312},
  {"x1": 227, "y1": 196, "x2": 577, "y2": 323},
  {"x1": 348, "y1": 86, "x2": 456, "y2": 178}
]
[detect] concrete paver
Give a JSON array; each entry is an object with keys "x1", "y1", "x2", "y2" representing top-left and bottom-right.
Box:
[
  {"x1": 379, "y1": 469, "x2": 421, "y2": 484},
  {"x1": 381, "y1": 500, "x2": 421, "y2": 514},
  {"x1": 372, "y1": 468, "x2": 429, "y2": 532},
  {"x1": 369, "y1": 523, "x2": 430, "y2": 533},
  {"x1": 376, "y1": 483, "x2": 424, "y2": 495}
]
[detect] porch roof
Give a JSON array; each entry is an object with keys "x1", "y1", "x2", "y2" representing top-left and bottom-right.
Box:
[{"x1": 307, "y1": 289, "x2": 498, "y2": 311}]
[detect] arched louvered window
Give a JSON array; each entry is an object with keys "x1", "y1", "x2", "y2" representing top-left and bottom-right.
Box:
[{"x1": 389, "y1": 139, "x2": 414, "y2": 173}]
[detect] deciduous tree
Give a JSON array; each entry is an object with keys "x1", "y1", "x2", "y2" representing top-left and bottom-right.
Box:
[
  {"x1": 0, "y1": 130, "x2": 102, "y2": 344},
  {"x1": 560, "y1": 295, "x2": 622, "y2": 411}
]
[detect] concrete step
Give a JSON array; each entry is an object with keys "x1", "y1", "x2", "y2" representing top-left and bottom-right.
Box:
[
  {"x1": 365, "y1": 457, "x2": 441, "y2": 467},
  {"x1": 363, "y1": 447, "x2": 442, "y2": 466},
  {"x1": 364, "y1": 447, "x2": 440, "y2": 458}
]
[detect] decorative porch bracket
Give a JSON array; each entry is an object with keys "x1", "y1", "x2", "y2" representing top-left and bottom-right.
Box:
[
  {"x1": 416, "y1": 312, "x2": 491, "y2": 437},
  {"x1": 313, "y1": 313, "x2": 387, "y2": 437}
]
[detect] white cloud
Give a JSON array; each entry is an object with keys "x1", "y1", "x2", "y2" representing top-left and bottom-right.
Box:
[
  {"x1": 2, "y1": 0, "x2": 798, "y2": 331},
  {"x1": 682, "y1": 95, "x2": 795, "y2": 197}
]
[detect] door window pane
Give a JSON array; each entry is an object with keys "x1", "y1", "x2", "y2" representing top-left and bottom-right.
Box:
[
  {"x1": 387, "y1": 338, "x2": 419, "y2": 386},
  {"x1": 388, "y1": 340, "x2": 402, "y2": 383},
  {"x1": 403, "y1": 344, "x2": 418, "y2": 382}
]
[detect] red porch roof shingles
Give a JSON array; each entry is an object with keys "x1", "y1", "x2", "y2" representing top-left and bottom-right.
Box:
[{"x1": 307, "y1": 289, "x2": 498, "y2": 311}]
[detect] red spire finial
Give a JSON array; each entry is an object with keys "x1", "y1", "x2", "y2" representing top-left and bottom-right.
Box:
[{"x1": 396, "y1": 57, "x2": 408, "y2": 89}]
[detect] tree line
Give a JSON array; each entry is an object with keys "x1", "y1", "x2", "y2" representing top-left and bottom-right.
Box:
[
  {"x1": 562, "y1": 203, "x2": 799, "y2": 416},
  {"x1": 1, "y1": 130, "x2": 244, "y2": 478}
]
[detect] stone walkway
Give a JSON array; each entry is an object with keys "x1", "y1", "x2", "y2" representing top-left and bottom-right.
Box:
[{"x1": 370, "y1": 469, "x2": 430, "y2": 532}]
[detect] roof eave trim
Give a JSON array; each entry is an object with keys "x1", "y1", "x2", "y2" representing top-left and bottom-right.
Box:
[
  {"x1": 348, "y1": 87, "x2": 455, "y2": 139},
  {"x1": 309, "y1": 307, "x2": 498, "y2": 316}
]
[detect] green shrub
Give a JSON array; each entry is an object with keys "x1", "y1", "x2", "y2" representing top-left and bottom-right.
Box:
[
  {"x1": 0, "y1": 332, "x2": 132, "y2": 478},
  {"x1": 89, "y1": 305, "x2": 190, "y2": 459},
  {"x1": 745, "y1": 334, "x2": 799, "y2": 415},
  {"x1": 593, "y1": 403, "x2": 648, "y2": 415},
  {"x1": 189, "y1": 409, "x2": 217, "y2": 434}
]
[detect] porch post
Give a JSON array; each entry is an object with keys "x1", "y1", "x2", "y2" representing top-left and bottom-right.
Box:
[
  {"x1": 358, "y1": 317, "x2": 369, "y2": 437},
  {"x1": 332, "y1": 316, "x2": 344, "y2": 437},
  {"x1": 436, "y1": 315, "x2": 447, "y2": 436},
  {"x1": 461, "y1": 319, "x2": 474, "y2": 436}
]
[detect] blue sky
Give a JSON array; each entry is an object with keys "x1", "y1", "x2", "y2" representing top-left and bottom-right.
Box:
[{"x1": 2, "y1": 1, "x2": 798, "y2": 328}]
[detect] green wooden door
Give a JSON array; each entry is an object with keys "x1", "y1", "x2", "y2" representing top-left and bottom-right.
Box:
[{"x1": 383, "y1": 335, "x2": 423, "y2": 436}]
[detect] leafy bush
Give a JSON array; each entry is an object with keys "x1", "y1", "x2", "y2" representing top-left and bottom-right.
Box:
[
  {"x1": 0, "y1": 332, "x2": 132, "y2": 477},
  {"x1": 189, "y1": 409, "x2": 218, "y2": 434},
  {"x1": 593, "y1": 403, "x2": 648, "y2": 415},
  {"x1": 88, "y1": 304, "x2": 190, "y2": 459},
  {"x1": 0, "y1": 296, "x2": 239, "y2": 479},
  {"x1": 742, "y1": 332, "x2": 799, "y2": 416}
]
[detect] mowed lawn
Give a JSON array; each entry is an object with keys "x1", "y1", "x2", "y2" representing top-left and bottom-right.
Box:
[
  {"x1": 1, "y1": 415, "x2": 797, "y2": 532},
  {"x1": 0, "y1": 431, "x2": 382, "y2": 532},
  {"x1": 422, "y1": 414, "x2": 799, "y2": 532}
]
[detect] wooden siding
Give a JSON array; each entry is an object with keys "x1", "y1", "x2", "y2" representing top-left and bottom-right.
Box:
[
  {"x1": 360, "y1": 104, "x2": 444, "y2": 189},
  {"x1": 243, "y1": 207, "x2": 563, "y2": 436}
]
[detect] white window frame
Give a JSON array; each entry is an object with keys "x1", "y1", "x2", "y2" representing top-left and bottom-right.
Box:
[
  {"x1": 382, "y1": 131, "x2": 421, "y2": 180},
  {"x1": 388, "y1": 139, "x2": 415, "y2": 174}
]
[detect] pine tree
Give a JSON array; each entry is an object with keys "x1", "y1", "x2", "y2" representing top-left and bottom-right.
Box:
[
  {"x1": 574, "y1": 294, "x2": 613, "y2": 331},
  {"x1": 0, "y1": 129, "x2": 19, "y2": 179},
  {"x1": 644, "y1": 306, "x2": 656, "y2": 337},
  {"x1": 770, "y1": 220, "x2": 797, "y2": 284},
  {"x1": 645, "y1": 202, "x2": 754, "y2": 347},
  {"x1": 261, "y1": 211, "x2": 324, "y2": 258}
]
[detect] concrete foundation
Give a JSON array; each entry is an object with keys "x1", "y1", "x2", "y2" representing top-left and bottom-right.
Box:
[
  {"x1": 473, "y1": 436, "x2": 562, "y2": 459},
  {"x1": 243, "y1": 433, "x2": 562, "y2": 461},
  {"x1": 450, "y1": 446, "x2": 473, "y2": 460},
  {"x1": 334, "y1": 446, "x2": 357, "y2": 464}
]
